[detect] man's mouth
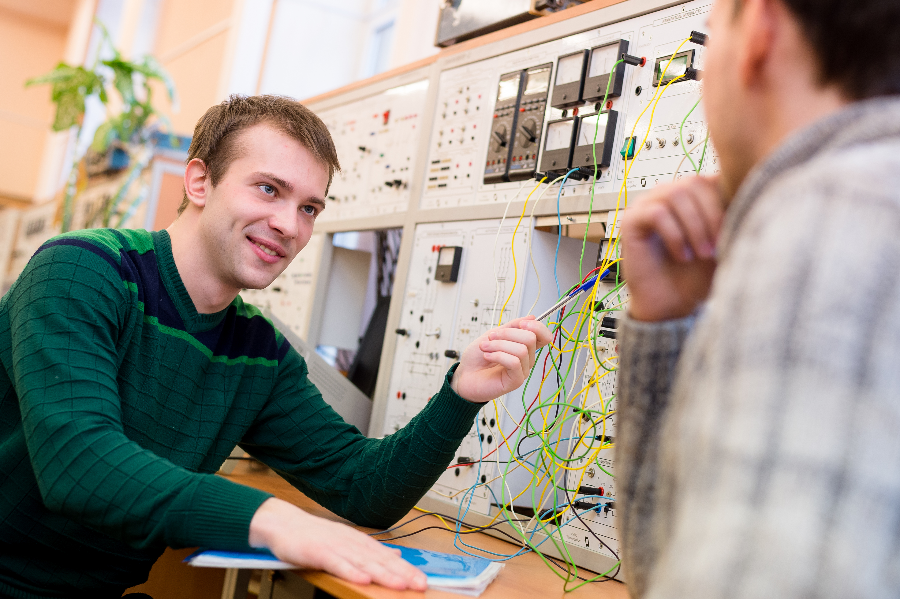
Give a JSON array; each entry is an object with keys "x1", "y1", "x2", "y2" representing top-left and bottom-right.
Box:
[
  {"x1": 253, "y1": 240, "x2": 279, "y2": 256},
  {"x1": 247, "y1": 236, "x2": 285, "y2": 261}
]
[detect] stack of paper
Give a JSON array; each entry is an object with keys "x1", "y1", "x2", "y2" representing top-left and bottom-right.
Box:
[
  {"x1": 186, "y1": 544, "x2": 503, "y2": 597},
  {"x1": 382, "y1": 543, "x2": 503, "y2": 597}
]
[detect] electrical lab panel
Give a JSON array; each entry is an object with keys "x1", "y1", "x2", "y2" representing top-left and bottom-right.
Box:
[
  {"x1": 559, "y1": 278, "x2": 629, "y2": 563},
  {"x1": 316, "y1": 79, "x2": 429, "y2": 222},
  {"x1": 418, "y1": 0, "x2": 720, "y2": 211},
  {"x1": 382, "y1": 216, "x2": 599, "y2": 508},
  {"x1": 296, "y1": 0, "x2": 725, "y2": 583},
  {"x1": 239, "y1": 233, "x2": 326, "y2": 340}
]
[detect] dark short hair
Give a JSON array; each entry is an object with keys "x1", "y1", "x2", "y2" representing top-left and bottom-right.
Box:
[
  {"x1": 178, "y1": 95, "x2": 340, "y2": 215},
  {"x1": 777, "y1": 0, "x2": 900, "y2": 99}
]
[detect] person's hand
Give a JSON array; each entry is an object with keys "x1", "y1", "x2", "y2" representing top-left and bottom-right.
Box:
[
  {"x1": 620, "y1": 176, "x2": 725, "y2": 322},
  {"x1": 451, "y1": 316, "x2": 552, "y2": 403},
  {"x1": 249, "y1": 498, "x2": 427, "y2": 591}
]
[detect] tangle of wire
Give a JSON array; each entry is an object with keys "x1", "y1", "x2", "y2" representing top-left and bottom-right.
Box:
[{"x1": 384, "y1": 41, "x2": 696, "y2": 592}]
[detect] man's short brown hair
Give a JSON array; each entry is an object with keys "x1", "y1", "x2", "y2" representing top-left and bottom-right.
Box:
[{"x1": 177, "y1": 95, "x2": 340, "y2": 215}]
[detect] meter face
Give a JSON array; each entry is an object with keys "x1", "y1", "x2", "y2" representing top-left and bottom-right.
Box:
[
  {"x1": 657, "y1": 54, "x2": 689, "y2": 82},
  {"x1": 556, "y1": 53, "x2": 584, "y2": 85},
  {"x1": 497, "y1": 74, "x2": 521, "y2": 101},
  {"x1": 524, "y1": 67, "x2": 551, "y2": 95},
  {"x1": 589, "y1": 44, "x2": 620, "y2": 78},
  {"x1": 577, "y1": 113, "x2": 610, "y2": 147},
  {"x1": 544, "y1": 120, "x2": 574, "y2": 151},
  {"x1": 438, "y1": 247, "x2": 456, "y2": 266}
]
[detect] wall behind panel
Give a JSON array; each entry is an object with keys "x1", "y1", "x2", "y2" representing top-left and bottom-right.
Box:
[
  {"x1": 0, "y1": 3, "x2": 72, "y2": 204},
  {"x1": 153, "y1": 0, "x2": 241, "y2": 135}
]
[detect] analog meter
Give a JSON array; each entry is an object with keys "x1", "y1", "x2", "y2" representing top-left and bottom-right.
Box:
[
  {"x1": 551, "y1": 50, "x2": 588, "y2": 109},
  {"x1": 583, "y1": 40, "x2": 629, "y2": 102},
  {"x1": 539, "y1": 117, "x2": 578, "y2": 174}
]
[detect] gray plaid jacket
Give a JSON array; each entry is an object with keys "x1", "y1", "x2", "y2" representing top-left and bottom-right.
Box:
[{"x1": 617, "y1": 96, "x2": 900, "y2": 599}]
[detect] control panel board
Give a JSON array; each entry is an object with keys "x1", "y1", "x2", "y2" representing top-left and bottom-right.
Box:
[
  {"x1": 317, "y1": 80, "x2": 429, "y2": 222},
  {"x1": 294, "y1": 0, "x2": 720, "y2": 584},
  {"x1": 420, "y1": 1, "x2": 716, "y2": 211}
]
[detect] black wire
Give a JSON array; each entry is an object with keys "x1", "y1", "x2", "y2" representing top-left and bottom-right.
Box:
[
  {"x1": 370, "y1": 509, "x2": 529, "y2": 538},
  {"x1": 373, "y1": 508, "x2": 621, "y2": 581},
  {"x1": 561, "y1": 449, "x2": 620, "y2": 563}
]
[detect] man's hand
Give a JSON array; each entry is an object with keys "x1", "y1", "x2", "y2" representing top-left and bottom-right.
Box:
[
  {"x1": 621, "y1": 176, "x2": 725, "y2": 322},
  {"x1": 451, "y1": 316, "x2": 552, "y2": 403},
  {"x1": 249, "y1": 498, "x2": 427, "y2": 591}
]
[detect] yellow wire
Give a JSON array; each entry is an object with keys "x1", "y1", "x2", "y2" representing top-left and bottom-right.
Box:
[
  {"x1": 498, "y1": 178, "x2": 545, "y2": 325},
  {"x1": 413, "y1": 506, "x2": 454, "y2": 531}
]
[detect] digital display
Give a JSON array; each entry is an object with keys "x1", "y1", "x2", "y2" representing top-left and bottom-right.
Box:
[
  {"x1": 497, "y1": 74, "x2": 521, "y2": 101},
  {"x1": 438, "y1": 247, "x2": 456, "y2": 266},
  {"x1": 544, "y1": 120, "x2": 574, "y2": 151},
  {"x1": 524, "y1": 67, "x2": 551, "y2": 95},
  {"x1": 555, "y1": 54, "x2": 584, "y2": 85},
  {"x1": 657, "y1": 55, "x2": 689, "y2": 82},
  {"x1": 589, "y1": 44, "x2": 620, "y2": 78},
  {"x1": 576, "y1": 113, "x2": 609, "y2": 147}
]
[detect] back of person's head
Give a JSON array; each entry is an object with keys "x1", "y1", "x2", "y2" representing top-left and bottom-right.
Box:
[
  {"x1": 177, "y1": 95, "x2": 340, "y2": 215},
  {"x1": 776, "y1": 0, "x2": 900, "y2": 99}
]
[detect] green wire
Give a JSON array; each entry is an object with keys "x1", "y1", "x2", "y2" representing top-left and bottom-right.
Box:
[{"x1": 578, "y1": 59, "x2": 624, "y2": 279}]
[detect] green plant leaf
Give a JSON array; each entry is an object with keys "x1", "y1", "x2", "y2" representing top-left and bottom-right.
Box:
[
  {"x1": 102, "y1": 58, "x2": 137, "y2": 105},
  {"x1": 136, "y1": 55, "x2": 177, "y2": 106},
  {"x1": 90, "y1": 120, "x2": 115, "y2": 153},
  {"x1": 27, "y1": 63, "x2": 106, "y2": 131}
]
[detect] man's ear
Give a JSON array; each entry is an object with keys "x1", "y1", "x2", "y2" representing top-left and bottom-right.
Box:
[
  {"x1": 735, "y1": 0, "x2": 777, "y2": 89},
  {"x1": 184, "y1": 158, "x2": 210, "y2": 209}
]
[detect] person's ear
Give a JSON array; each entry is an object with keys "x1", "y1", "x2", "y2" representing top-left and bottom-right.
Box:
[
  {"x1": 735, "y1": 0, "x2": 777, "y2": 89},
  {"x1": 184, "y1": 158, "x2": 210, "y2": 209}
]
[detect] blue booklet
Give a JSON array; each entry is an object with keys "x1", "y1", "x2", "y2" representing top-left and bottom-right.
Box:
[{"x1": 186, "y1": 544, "x2": 502, "y2": 596}]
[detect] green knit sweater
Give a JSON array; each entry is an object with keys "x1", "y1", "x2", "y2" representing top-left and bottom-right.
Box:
[{"x1": 0, "y1": 229, "x2": 480, "y2": 599}]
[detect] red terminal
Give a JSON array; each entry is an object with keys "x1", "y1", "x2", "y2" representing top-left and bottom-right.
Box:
[
  {"x1": 396, "y1": 391, "x2": 401, "y2": 398},
  {"x1": 573, "y1": 107, "x2": 579, "y2": 116},
  {"x1": 606, "y1": 100, "x2": 613, "y2": 110},
  {"x1": 640, "y1": 57, "x2": 647, "y2": 67}
]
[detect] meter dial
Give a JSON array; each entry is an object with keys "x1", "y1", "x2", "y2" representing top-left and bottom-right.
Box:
[
  {"x1": 517, "y1": 117, "x2": 538, "y2": 149},
  {"x1": 490, "y1": 124, "x2": 509, "y2": 152}
]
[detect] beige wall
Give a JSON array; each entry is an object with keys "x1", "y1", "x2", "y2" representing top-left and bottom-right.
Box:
[
  {"x1": 153, "y1": 0, "x2": 241, "y2": 135},
  {"x1": 0, "y1": 5, "x2": 71, "y2": 205}
]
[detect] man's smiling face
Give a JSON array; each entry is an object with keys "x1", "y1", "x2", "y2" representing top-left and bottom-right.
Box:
[{"x1": 195, "y1": 122, "x2": 328, "y2": 294}]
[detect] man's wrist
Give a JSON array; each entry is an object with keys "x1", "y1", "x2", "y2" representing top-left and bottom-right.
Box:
[{"x1": 249, "y1": 497, "x2": 299, "y2": 549}]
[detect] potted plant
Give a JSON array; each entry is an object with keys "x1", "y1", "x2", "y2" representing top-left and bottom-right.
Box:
[{"x1": 26, "y1": 21, "x2": 178, "y2": 232}]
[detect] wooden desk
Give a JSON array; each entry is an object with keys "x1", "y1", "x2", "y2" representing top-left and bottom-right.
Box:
[{"x1": 222, "y1": 472, "x2": 628, "y2": 599}]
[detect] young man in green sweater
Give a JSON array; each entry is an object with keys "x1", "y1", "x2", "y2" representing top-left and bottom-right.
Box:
[{"x1": 0, "y1": 95, "x2": 551, "y2": 598}]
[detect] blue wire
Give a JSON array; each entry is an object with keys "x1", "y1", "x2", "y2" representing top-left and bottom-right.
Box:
[
  {"x1": 554, "y1": 169, "x2": 579, "y2": 297},
  {"x1": 452, "y1": 484, "x2": 613, "y2": 561}
]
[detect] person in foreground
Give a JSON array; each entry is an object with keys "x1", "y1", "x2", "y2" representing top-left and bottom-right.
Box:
[
  {"x1": 0, "y1": 95, "x2": 551, "y2": 598},
  {"x1": 616, "y1": 0, "x2": 900, "y2": 597}
]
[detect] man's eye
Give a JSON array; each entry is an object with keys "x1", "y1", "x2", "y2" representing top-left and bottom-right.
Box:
[
  {"x1": 302, "y1": 205, "x2": 317, "y2": 216},
  {"x1": 259, "y1": 184, "x2": 275, "y2": 195}
]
